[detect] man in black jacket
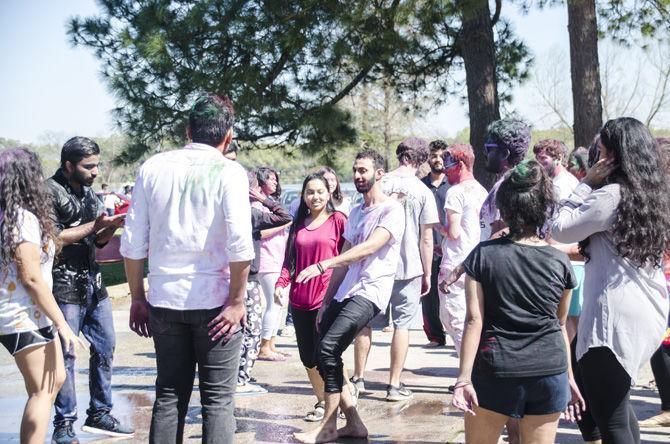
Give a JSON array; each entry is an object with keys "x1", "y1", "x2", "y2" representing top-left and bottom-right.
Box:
[{"x1": 47, "y1": 137, "x2": 133, "y2": 443}]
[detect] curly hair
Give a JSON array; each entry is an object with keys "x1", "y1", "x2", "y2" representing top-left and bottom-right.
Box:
[
  {"x1": 284, "y1": 173, "x2": 335, "y2": 275},
  {"x1": 496, "y1": 160, "x2": 556, "y2": 240},
  {"x1": 316, "y1": 166, "x2": 343, "y2": 206},
  {"x1": 0, "y1": 148, "x2": 59, "y2": 273},
  {"x1": 582, "y1": 118, "x2": 670, "y2": 267},
  {"x1": 485, "y1": 118, "x2": 531, "y2": 165},
  {"x1": 429, "y1": 139, "x2": 448, "y2": 153},
  {"x1": 396, "y1": 137, "x2": 429, "y2": 167},
  {"x1": 533, "y1": 139, "x2": 569, "y2": 161},
  {"x1": 255, "y1": 166, "x2": 281, "y2": 200}
]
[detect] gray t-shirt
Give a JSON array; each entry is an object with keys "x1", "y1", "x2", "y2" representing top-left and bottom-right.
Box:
[{"x1": 381, "y1": 171, "x2": 439, "y2": 280}]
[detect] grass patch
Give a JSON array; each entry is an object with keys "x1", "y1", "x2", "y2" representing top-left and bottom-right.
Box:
[{"x1": 100, "y1": 261, "x2": 148, "y2": 287}]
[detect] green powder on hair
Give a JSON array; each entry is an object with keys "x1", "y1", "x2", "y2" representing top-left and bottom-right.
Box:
[{"x1": 514, "y1": 159, "x2": 531, "y2": 177}]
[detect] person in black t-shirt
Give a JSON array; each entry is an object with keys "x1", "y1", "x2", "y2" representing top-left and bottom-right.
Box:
[{"x1": 451, "y1": 160, "x2": 585, "y2": 444}]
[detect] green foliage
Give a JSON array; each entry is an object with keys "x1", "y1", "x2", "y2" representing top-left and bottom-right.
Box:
[{"x1": 68, "y1": 0, "x2": 533, "y2": 161}]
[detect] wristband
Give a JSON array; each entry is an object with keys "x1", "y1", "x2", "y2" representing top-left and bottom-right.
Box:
[
  {"x1": 454, "y1": 380, "x2": 472, "y2": 389},
  {"x1": 316, "y1": 262, "x2": 325, "y2": 274}
]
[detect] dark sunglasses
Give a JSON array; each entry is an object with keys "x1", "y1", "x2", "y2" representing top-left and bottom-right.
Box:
[{"x1": 484, "y1": 142, "x2": 510, "y2": 159}]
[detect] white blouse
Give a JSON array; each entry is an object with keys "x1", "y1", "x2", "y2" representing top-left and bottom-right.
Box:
[{"x1": 551, "y1": 182, "x2": 669, "y2": 382}]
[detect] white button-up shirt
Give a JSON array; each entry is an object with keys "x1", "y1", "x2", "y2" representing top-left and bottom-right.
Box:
[{"x1": 120, "y1": 143, "x2": 254, "y2": 310}]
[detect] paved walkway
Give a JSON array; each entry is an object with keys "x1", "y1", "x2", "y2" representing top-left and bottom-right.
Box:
[{"x1": 0, "y1": 294, "x2": 668, "y2": 443}]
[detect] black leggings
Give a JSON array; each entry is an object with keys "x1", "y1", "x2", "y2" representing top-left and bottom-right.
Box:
[
  {"x1": 578, "y1": 346, "x2": 640, "y2": 444},
  {"x1": 316, "y1": 296, "x2": 379, "y2": 393},
  {"x1": 650, "y1": 345, "x2": 670, "y2": 411},
  {"x1": 292, "y1": 306, "x2": 319, "y2": 368},
  {"x1": 571, "y1": 337, "x2": 599, "y2": 440}
]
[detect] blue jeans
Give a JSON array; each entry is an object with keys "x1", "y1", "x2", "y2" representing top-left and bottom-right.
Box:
[
  {"x1": 149, "y1": 305, "x2": 242, "y2": 444},
  {"x1": 54, "y1": 285, "x2": 115, "y2": 426}
]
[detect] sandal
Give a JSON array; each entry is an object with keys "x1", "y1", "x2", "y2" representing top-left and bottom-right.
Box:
[{"x1": 305, "y1": 401, "x2": 326, "y2": 422}]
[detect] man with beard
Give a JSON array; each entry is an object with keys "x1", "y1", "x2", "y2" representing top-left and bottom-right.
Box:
[
  {"x1": 47, "y1": 137, "x2": 133, "y2": 443},
  {"x1": 351, "y1": 137, "x2": 439, "y2": 402},
  {"x1": 533, "y1": 139, "x2": 579, "y2": 200},
  {"x1": 420, "y1": 140, "x2": 450, "y2": 347},
  {"x1": 293, "y1": 149, "x2": 405, "y2": 443}
]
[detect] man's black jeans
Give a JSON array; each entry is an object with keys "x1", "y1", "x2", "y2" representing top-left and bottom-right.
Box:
[
  {"x1": 317, "y1": 296, "x2": 379, "y2": 393},
  {"x1": 149, "y1": 305, "x2": 242, "y2": 444}
]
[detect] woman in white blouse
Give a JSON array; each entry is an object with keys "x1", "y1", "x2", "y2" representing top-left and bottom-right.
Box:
[
  {"x1": 551, "y1": 118, "x2": 670, "y2": 443},
  {"x1": 0, "y1": 148, "x2": 82, "y2": 444}
]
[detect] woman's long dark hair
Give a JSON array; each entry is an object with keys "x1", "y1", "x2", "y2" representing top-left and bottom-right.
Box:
[
  {"x1": 284, "y1": 173, "x2": 335, "y2": 276},
  {"x1": 580, "y1": 118, "x2": 670, "y2": 267},
  {"x1": 0, "y1": 148, "x2": 59, "y2": 273},
  {"x1": 496, "y1": 160, "x2": 556, "y2": 240},
  {"x1": 316, "y1": 166, "x2": 343, "y2": 206},
  {"x1": 256, "y1": 166, "x2": 281, "y2": 200}
]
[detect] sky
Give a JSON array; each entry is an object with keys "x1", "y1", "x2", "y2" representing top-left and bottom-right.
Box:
[{"x1": 0, "y1": 1, "x2": 640, "y2": 145}]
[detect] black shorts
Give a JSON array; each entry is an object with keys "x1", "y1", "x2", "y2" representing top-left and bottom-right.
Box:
[
  {"x1": 473, "y1": 370, "x2": 570, "y2": 418},
  {"x1": 0, "y1": 325, "x2": 56, "y2": 356}
]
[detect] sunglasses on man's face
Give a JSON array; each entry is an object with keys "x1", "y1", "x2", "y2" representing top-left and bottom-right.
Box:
[
  {"x1": 484, "y1": 143, "x2": 510, "y2": 159},
  {"x1": 442, "y1": 154, "x2": 459, "y2": 170}
]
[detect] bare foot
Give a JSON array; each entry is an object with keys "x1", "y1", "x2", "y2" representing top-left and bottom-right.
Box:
[
  {"x1": 337, "y1": 421, "x2": 368, "y2": 439},
  {"x1": 257, "y1": 351, "x2": 286, "y2": 361},
  {"x1": 294, "y1": 423, "x2": 338, "y2": 443}
]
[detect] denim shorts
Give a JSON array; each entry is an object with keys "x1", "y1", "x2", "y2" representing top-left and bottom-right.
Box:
[{"x1": 473, "y1": 370, "x2": 570, "y2": 418}]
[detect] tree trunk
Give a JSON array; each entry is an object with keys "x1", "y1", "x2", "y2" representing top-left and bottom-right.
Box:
[
  {"x1": 459, "y1": 0, "x2": 500, "y2": 190},
  {"x1": 568, "y1": 0, "x2": 603, "y2": 148},
  {"x1": 383, "y1": 82, "x2": 392, "y2": 171}
]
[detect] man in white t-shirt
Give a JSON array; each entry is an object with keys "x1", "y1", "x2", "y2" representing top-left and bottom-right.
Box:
[
  {"x1": 351, "y1": 137, "x2": 439, "y2": 402},
  {"x1": 437, "y1": 144, "x2": 488, "y2": 357},
  {"x1": 121, "y1": 94, "x2": 254, "y2": 444},
  {"x1": 533, "y1": 138, "x2": 579, "y2": 200},
  {"x1": 293, "y1": 149, "x2": 404, "y2": 443}
]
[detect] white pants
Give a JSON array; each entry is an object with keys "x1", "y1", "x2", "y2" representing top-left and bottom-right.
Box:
[
  {"x1": 438, "y1": 267, "x2": 466, "y2": 356},
  {"x1": 257, "y1": 272, "x2": 281, "y2": 340}
]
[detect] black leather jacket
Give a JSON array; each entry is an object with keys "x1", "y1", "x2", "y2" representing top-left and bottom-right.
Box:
[{"x1": 47, "y1": 169, "x2": 108, "y2": 305}]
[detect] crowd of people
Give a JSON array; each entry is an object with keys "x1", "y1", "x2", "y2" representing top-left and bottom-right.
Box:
[{"x1": 1, "y1": 92, "x2": 670, "y2": 444}]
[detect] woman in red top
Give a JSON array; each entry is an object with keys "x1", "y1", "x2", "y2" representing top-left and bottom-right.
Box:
[{"x1": 275, "y1": 172, "x2": 347, "y2": 421}]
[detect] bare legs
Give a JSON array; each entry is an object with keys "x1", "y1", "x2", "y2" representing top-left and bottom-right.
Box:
[
  {"x1": 306, "y1": 366, "x2": 325, "y2": 403},
  {"x1": 353, "y1": 326, "x2": 410, "y2": 388},
  {"x1": 294, "y1": 384, "x2": 367, "y2": 443},
  {"x1": 15, "y1": 339, "x2": 66, "y2": 444},
  {"x1": 389, "y1": 328, "x2": 409, "y2": 387},
  {"x1": 464, "y1": 405, "x2": 561, "y2": 444},
  {"x1": 353, "y1": 327, "x2": 371, "y2": 380}
]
